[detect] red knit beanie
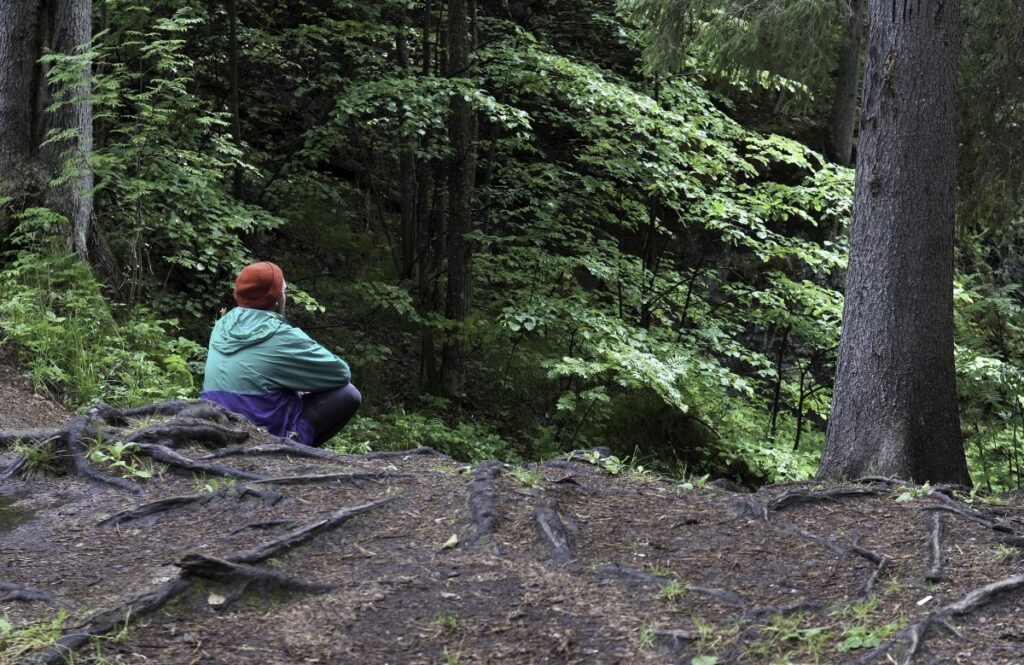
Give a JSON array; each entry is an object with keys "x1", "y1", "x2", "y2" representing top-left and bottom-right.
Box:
[{"x1": 234, "y1": 261, "x2": 285, "y2": 309}]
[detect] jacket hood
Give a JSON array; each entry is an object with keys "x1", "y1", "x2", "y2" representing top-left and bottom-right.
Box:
[{"x1": 209, "y1": 307, "x2": 288, "y2": 354}]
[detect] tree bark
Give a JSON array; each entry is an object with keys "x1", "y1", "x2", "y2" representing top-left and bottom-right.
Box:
[
  {"x1": 440, "y1": 0, "x2": 477, "y2": 396},
  {"x1": 819, "y1": 0, "x2": 970, "y2": 485},
  {"x1": 825, "y1": 0, "x2": 865, "y2": 166},
  {"x1": 0, "y1": 0, "x2": 93, "y2": 258},
  {"x1": 0, "y1": 0, "x2": 40, "y2": 195}
]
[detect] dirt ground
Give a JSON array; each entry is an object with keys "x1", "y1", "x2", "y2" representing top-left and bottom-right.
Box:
[{"x1": 4, "y1": 355, "x2": 1024, "y2": 664}]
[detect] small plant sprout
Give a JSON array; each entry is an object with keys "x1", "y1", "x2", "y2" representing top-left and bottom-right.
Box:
[
  {"x1": 14, "y1": 438, "x2": 60, "y2": 474},
  {"x1": 509, "y1": 466, "x2": 543, "y2": 488},
  {"x1": 87, "y1": 437, "x2": 153, "y2": 479},
  {"x1": 434, "y1": 614, "x2": 460, "y2": 634},
  {"x1": 0, "y1": 610, "x2": 68, "y2": 661},
  {"x1": 831, "y1": 598, "x2": 904, "y2": 653},
  {"x1": 638, "y1": 620, "x2": 659, "y2": 649},
  {"x1": 994, "y1": 543, "x2": 1020, "y2": 562},
  {"x1": 193, "y1": 474, "x2": 237, "y2": 494},
  {"x1": 658, "y1": 579, "x2": 688, "y2": 602},
  {"x1": 647, "y1": 562, "x2": 674, "y2": 578},
  {"x1": 679, "y1": 473, "x2": 711, "y2": 491},
  {"x1": 893, "y1": 481, "x2": 932, "y2": 503}
]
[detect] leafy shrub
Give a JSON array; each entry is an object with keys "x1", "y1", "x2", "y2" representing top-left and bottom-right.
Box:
[
  {"x1": 329, "y1": 411, "x2": 519, "y2": 463},
  {"x1": 0, "y1": 219, "x2": 202, "y2": 409}
]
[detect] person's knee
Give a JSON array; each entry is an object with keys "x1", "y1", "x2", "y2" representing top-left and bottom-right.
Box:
[{"x1": 345, "y1": 383, "x2": 363, "y2": 410}]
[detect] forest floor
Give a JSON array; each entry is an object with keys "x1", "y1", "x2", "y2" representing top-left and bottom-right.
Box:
[{"x1": 4, "y1": 354, "x2": 1024, "y2": 664}]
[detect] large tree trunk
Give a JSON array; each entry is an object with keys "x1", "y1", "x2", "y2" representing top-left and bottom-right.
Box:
[
  {"x1": 0, "y1": 0, "x2": 40, "y2": 193},
  {"x1": 440, "y1": 0, "x2": 477, "y2": 396},
  {"x1": 0, "y1": 0, "x2": 93, "y2": 258},
  {"x1": 825, "y1": 0, "x2": 865, "y2": 166},
  {"x1": 819, "y1": 0, "x2": 970, "y2": 485}
]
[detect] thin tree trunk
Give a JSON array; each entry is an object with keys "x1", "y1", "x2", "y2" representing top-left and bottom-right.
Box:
[
  {"x1": 819, "y1": 0, "x2": 970, "y2": 485},
  {"x1": 226, "y1": 0, "x2": 242, "y2": 197},
  {"x1": 440, "y1": 0, "x2": 477, "y2": 396},
  {"x1": 397, "y1": 11, "x2": 418, "y2": 279},
  {"x1": 825, "y1": 0, "x2": 865, "y2": 166},
  {"x1": 769, "y1": 327, "x2": 790, "y2": 441}
]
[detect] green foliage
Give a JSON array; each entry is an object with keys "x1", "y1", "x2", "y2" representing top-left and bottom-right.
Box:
[
  {"x1": 193, "y1": 475, "x2": 237, "y2": 493},
  {"x1": 954, "y1": 278, "x2": 1024, "y2": 491},
  {"x1": 831, "y1": 597, "x2": 902, "y2": 653},
  {"x1": 509, "y1": 465, "x2": 544, "y2": 488},
  {"x1": 0, "y1": 235, "x2": 202, "y2": 409},
  {"x1": 657, "y1": 579, "x2": 688, "y2": 601},
  {"x1": 84, "y1": 3, "x2": 286, "y2": 322},
  {"x1": 433, "y1": 614, "x2": 460, "y2": 634},
  {"x1": 12, "y1": 439, "x2": 60, "y2": 475},
  {"x1": 0, "y1": 611, "x2": 67, "y2": 662},
  {"x1": 87, "y1": 438, "x2": 155, "y2": 480},
  {"x1": 332, "y1": 412, "x2": 519, "y2": 463}
]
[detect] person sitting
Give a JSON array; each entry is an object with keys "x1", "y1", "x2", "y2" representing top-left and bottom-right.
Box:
[{"x1": 200, "y1": 261, "x2": 361, "y2": 446}]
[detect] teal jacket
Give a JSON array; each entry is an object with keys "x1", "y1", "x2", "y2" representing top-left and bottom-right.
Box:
[{"x1": 201, "y1": 307, "x2": 350, "y2": 442}]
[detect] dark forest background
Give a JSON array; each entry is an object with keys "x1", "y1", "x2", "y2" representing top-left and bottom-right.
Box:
[{"x1": 4, "y1": 0, "x2": 1024, "y2": 490}]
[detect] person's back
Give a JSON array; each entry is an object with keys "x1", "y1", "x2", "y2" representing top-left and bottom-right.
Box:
[{"x1": 201, "y1": 262, "x2": 361, "y2": 445}]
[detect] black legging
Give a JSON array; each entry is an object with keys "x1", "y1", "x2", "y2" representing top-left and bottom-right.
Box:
[{"x1": 300, "y1": 383, "x2": 363, "y2": 446}]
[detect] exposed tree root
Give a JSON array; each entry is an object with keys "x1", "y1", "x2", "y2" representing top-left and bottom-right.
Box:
[
  {"x1": 200, "y1": 443, "x2": 346, "y2": 462},
  {"x1": 231, "y1": 496, "x2": 397, "y2": 564},
  {"x1": 739, "y1": 489, "x2": 892, "y2": 593},
  {"x1": 921, "y1": 491, "x2": 1015, "y2": 533},
  {"x1": 850, "y1": 536, "x2": 890, "y2": 594},
  {"x1": 0, "y1": 455, "x2": 27, "y2": 481},
  {"x1": 23, "y1": 496, "x2": 396, "y2": 664},
  {"x1": 0, "y1": 582, "x2": 58, "y2": 606},
  {"x1": 98, "y1": 485, "x2": 284, "y2": 527},
  {"x1": 99, "y1": 494, "x2": 213, "y2": 527},
  {"x1": 768, "y1": 487, "x2": 884, "y2": 512},
  {"x1": 846, "y1": 573, "x2": 1024, "y2": 665},
  {"x1": 776, "y1": 522, "x2": 849, "y2": 557},
  {"x1": 737, "y1": 496, "x2": 771, "y2": 521},
  {"x1": 995, "y1": 534, "x2": 1024, "y2": 549},
  {"x1": 533, "y1": 497, "x2": 572, "y2": 563},
  {"x1": 849, "y1": 537, "x2": 888, "y2": 566},
  {"x1": 127, "y1": 420, "x2": 248, "y2": 448},
  {"x1": 134, "y1": 442, "x2": 264, "y2": 480},
  {"x1": 246, "y1": 471, "x2": 410, "y2": 487},
  {"x1": 229, "y1": 519, "x2": 297, "y2": 536},
  {"x1": 852, "y1": 476, "x2": 913, "y2": 486},
  {"x1": 176, "y1": 554, "x2": 335, "y2": 593},
  {"x1": 466, "y1": 461, "x2": 503, "y2": 545},
  {"x1": 596, "y1": 563, "x2": 748, "y2": 608},
  {"x1": 925, "y1": 513, "x2": 945, "y2": 583},
  {"x1": 0, "y1": 400, "x2": 259, "y2": 493},
  {"x1": 25, "y1": 578, "x2": 193, "y2": 665}
]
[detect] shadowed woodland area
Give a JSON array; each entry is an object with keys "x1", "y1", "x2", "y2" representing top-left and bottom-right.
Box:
[{"x1": 7, "y1": 0, "x2": 1024, "y2": 662}]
